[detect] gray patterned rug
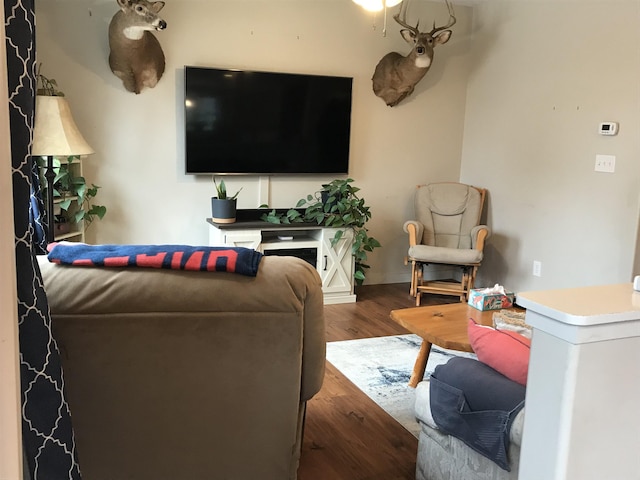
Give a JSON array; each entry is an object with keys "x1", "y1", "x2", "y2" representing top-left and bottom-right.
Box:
[{"x1": 326, "y1": 334, "x2": 476, "y2": 437}]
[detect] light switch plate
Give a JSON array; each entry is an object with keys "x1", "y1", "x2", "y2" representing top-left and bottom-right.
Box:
[{"x1": 595, "y1": 154, "x2": 615, "y2": 173}]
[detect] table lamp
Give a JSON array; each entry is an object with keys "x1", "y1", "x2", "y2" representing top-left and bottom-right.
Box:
[{"x1": 31, "y1": 95, "x2": 94, "y2": 243}]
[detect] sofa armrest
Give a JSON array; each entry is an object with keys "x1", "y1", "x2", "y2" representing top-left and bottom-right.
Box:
[
  {"x1": 415, "y1": 379, "x2": 525, "y2": 448},
  {"x1": 296, "y1": 262, "x2": 326, "y2": 400}
]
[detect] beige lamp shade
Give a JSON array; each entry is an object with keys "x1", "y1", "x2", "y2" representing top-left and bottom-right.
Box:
[
  {"x1": 353, "y1": 0, "x2": 402, "y2": 12},
  {"x1": 32, "y1": 95, "x2": 94, "y2": 156}
]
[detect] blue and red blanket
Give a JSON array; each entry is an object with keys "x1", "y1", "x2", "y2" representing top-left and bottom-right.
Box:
[{"x1": 47, "y1": 243, "x2": 263, "y2": 277}]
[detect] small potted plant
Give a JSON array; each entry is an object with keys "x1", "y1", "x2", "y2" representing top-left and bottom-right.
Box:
[{"x1": 211, "y1": 177, "x2": 242, "y2": 224}]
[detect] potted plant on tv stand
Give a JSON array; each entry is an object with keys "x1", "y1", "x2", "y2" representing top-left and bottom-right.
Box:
[
  {"x1": 260, "y1": 178, "x2": 381, "y2": 285},
  {"x1": 211, "y1": 178, "x2": 242, "y2": 224}
]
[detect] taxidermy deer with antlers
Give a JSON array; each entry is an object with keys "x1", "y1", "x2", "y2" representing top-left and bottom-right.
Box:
[
  {"x1": 108, "y1": 0, "x2": 167, "y2": 94},
  {"x1": 372, "y1": 0, "x2": 456, "y2": 107}
]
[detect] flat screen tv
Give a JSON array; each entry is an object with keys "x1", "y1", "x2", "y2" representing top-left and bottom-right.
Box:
[{"x1": 184, "y1": 66, "x2": 353, "y2": 175}]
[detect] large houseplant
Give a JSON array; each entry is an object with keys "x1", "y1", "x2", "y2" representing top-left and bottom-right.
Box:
[
  {"x1": 260, "y1": 178, "x2": 381, "y2": 284},
  {"x1": 211, "y1": 177, "x2": 242, "y2": 224}
]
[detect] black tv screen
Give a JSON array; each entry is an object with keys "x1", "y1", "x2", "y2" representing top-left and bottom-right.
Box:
[{"x1": 184, "y1": 66, "x2": 353, "y2": 175}]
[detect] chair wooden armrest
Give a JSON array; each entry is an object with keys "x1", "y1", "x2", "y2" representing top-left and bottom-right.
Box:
[
  {"x1": 471, "y1": 225, "x2": 491, "y2": 252},
  {"x1": 403, "y1": 221, "x2": 423, "y2": 247}
]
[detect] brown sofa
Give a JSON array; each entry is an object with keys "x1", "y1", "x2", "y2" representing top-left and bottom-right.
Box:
[{"x1": 38, "y1": 254, "x2": 325, "y2": 480}]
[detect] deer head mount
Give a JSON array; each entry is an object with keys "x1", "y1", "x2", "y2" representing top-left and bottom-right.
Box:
[
  {"x1": 371, "y1": 0, "x2": 456, "y2": 107},
  {"x1": 108, "y1": 0, "x2": 167, "y2": 94}
]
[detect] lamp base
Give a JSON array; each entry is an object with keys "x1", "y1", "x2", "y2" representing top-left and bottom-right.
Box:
[{"x1": 43, "y1": 155, "x2": 56, "y2": 243}]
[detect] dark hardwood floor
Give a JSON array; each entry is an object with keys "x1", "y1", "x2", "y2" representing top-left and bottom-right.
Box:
[{"x1": 297, "y1": 283, "x2": 452, "y2": 480}]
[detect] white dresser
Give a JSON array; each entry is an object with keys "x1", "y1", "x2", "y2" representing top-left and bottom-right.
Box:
[{"x1": 208, "y1": 218, "x2": 356, "y2": 304}]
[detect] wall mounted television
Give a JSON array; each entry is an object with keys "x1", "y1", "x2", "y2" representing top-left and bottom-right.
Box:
[{"x1": 184, "y1": 66, "x2": 353, "y2": 175}]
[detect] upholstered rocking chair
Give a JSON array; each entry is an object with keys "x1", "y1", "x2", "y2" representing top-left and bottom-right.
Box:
[{"x1": 404, "y1": 183, "x2": 490, "y2": 305}]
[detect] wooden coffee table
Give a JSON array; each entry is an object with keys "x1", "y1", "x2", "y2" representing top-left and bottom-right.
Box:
[{"x1": 390, "y1": 302, "x2": 506, "y2": 387}]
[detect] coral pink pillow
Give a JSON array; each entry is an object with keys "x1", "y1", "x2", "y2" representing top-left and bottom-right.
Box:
[{"x1": 467, "y1": 319, "x2": 531, "y2": 386}]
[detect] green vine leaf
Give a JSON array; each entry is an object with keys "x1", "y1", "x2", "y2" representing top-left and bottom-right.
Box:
[
  {"x1": 260, "y1": 178, "x2": 381, "y2": 285},
  {"x1": 38, "y1": 155, "x2": 107, "y2": 231}
]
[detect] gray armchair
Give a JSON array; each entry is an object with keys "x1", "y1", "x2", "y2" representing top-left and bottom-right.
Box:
[{"x1": 404, "y1": 182, "x2": 490, "y2": 305}]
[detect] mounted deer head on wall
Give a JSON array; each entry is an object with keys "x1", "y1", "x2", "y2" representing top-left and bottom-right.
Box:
[
  {"x1": 108, "y1": 0, "x2": 167, "y2": 94},
  {"x1": 372, "y1": 0, "x2": 456, "y2": 107}
]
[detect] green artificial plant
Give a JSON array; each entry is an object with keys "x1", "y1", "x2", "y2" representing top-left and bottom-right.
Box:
[
  {"x1": 39, "y1": 156, "x2": 107, "y2": 230},
  {"x1": 260, "y1": 178, "x2": 381, "y2": 285},
  {"x1": 36, "y1": 64, "x2": 64, "y2": 97},
  {"x1": 213, "y1": 177, "x2": 242, "y2": 200}
]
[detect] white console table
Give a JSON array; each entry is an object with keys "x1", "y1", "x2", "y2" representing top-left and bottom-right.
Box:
[
  {"x1": 516, "y1": 284, "x2": 640, "y2": 480},
  {"x1": 207, "y1": 218, "x2": 356, "y2": 304}
]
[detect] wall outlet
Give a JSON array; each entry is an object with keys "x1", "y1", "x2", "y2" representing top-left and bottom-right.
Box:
[{"x1": 533, "y1": 260, "x2": 542, "y2": 277}]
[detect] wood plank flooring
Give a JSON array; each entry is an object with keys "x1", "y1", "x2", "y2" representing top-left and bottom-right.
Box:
[{"x1": 297, "y1": 283, "x2": 454, "y2": 480}]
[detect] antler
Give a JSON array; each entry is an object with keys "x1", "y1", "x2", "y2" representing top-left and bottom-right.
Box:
[
  {"x1": 393, "y1": 0, "x2": 456, "y2": 37},
  {"x1": 429, "y1": 0, "x2": 456, "y2": 36},
  {"x1": 393, "y1": 0, "x2": 419, "y2": 36}
]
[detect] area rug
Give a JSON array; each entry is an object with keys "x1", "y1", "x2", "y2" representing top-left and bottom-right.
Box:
[{"x1": 326, "y1": 334, "x2": 476, "y2": 438}]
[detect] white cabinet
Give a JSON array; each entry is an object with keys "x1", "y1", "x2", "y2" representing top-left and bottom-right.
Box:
[
  {"x1": 208, "y1": 220, "x2": 356, "y2": 304},
  {"x1": 517, "y1": 285, "x2": 640, "y2": 480},
  {"x1": 209, "y1": 228, "x2": 261, "y2": 250},
  {"x1": 318, "y1": 228, "x2": 355, "y2": 302}
]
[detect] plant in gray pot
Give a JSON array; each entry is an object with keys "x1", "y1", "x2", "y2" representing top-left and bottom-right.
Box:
[{"x1": 211, "y1": 178, "x2": 242, "y2": 224}]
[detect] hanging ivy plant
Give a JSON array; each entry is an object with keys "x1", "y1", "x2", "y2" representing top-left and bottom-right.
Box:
[
  {"x1": 260, "y1": 178, "x2": 381, "y2": 285},
  {"x1": 36, "y1": 64, "x2": 65, "y2": 97},
  {"x1": 38, "y1": 156, "x2": 107, "y2": 230}
]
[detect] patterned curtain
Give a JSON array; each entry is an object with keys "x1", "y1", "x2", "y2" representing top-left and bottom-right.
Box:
[{"x1": 5, "y1": 0, "x2": 82, "y2": 478}]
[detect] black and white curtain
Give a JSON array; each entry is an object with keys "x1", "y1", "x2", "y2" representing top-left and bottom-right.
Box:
[{"x1": 5, "y1": 0, "x2": 81, "y2": 478}]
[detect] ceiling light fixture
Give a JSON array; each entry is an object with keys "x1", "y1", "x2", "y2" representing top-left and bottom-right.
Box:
[{"x1": 352, "y1": 0, "x2": 403, "y2": 13}]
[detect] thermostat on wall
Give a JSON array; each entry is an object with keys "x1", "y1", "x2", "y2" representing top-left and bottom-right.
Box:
[{"x1": 599, "y1": 122, "x2": 618, "y2": 136}]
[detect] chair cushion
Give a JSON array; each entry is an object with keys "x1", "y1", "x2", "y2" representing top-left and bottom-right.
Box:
[
  {"x1": 422, "y1": 183, "x2": 477, "y2": 216},
  {"x1": 415, "y1": 184, "x2": 483, "y2": 249},
  {"x1": 409, "y1": 244, "x2": 483, "y2": 265},
  {"x1": 467, "y1": 320, "x2": 531, "y2": 385}
]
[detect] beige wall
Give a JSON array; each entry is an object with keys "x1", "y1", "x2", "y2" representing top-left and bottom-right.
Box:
[
  {"x1": 35, "y1": 0, "x2": 473, "y2": 285},
  {"x1": 461, "y1": 0, "x2": 640, "y2": 292},
  {"x1": 36, "y1": 0, "x2": 640, "y2": 292}
]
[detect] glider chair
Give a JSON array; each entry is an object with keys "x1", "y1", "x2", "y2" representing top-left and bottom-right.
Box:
[{"x1": 404, "y1": 182, "x2": 490, "y2": 305}]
